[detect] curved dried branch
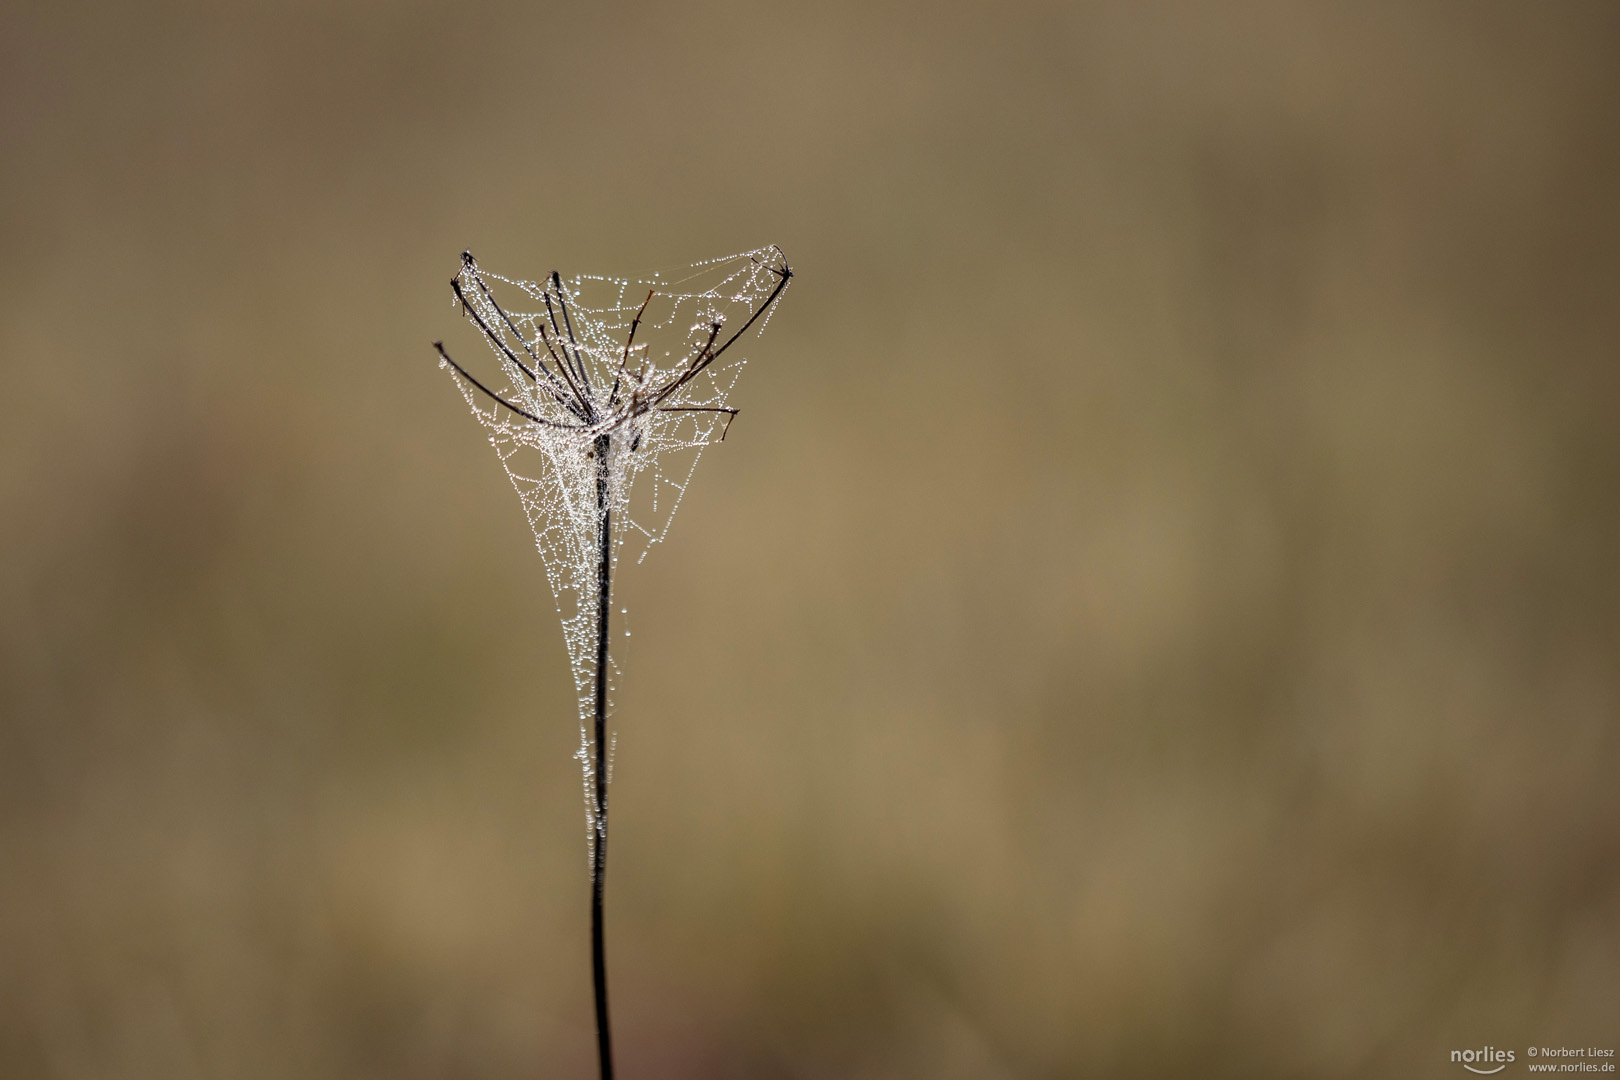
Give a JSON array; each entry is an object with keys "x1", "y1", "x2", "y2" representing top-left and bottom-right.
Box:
[{"x1": 434, "y1": 341, "x2": 585, "y2": 431}]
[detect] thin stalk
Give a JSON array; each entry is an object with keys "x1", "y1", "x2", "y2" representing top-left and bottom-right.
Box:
[{"x1": 590, "y1": 431, "x2": 615, "y2": 1080}]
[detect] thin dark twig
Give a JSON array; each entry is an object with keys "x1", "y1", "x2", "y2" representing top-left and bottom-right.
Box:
[
  {"x1": 684, "y1": 264, "x2": 792, "y2": 375},
  {"x1": 657, "y1": 405, "x2": 740, "y2": 439},
  {"x1": 461, "y1": 254, "x2": 542, "y2": 371},
  {"x1": 621, "y1": 290, "x2": 655, "y2": 367},
  {"x1": 539, "y1": 291, "x2": 573, "y2": 377},
  {"x1": 551, "y1": 271, "x2": 591, "y2": 387},
  {"x1": 611, "y1": 289, "x2": 656, "y2": 406},
  {"x1": 533, "y1": 320, "x2": 570, "y2": 373},
  {"x1": 433, "y1": 342, "x2": 583, "y2": 430},
  {"x1": 540, "y1": 289, "x2": 565, "y2": 340},
  {"x1": 553, "y1": 271, "x2": 583, "y2": 355},
  {"x1": 590, "y1": 431, "x2": 615, "y2": 1080},
  {"x1": 541, "y1": 291, "x2": 592, "y2": 391},
  {"x1": 654, "y1": 405, "x2": 739, "y2": 412}
]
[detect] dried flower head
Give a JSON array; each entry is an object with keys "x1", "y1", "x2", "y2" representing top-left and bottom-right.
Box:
[{"x1": 431, "y1": 245, "x2": 791, "y2": 1079}]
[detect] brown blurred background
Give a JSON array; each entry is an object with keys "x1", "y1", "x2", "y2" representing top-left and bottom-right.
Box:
[{"x1": 1, "y1": 2, "x2": 1617, "y2": 1077}]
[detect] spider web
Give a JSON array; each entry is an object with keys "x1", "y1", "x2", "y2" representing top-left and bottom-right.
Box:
[{"x1": 438, "y1": 246, "x2": 789, "y2": 850}]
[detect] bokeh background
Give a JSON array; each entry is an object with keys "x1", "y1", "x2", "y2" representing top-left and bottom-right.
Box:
[{"x1": 2, "y1": 2, "x2": 1617, "y2": 1077}]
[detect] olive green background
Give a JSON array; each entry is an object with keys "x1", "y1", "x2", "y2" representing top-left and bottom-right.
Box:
[{"x1": 1, "y1": 2, "x2": 1616, "y2": 1077}]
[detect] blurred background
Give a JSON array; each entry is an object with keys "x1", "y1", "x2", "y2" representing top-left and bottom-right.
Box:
[{"x1": 1, "y1": 1, "x2": 1617, "y2": 1076}]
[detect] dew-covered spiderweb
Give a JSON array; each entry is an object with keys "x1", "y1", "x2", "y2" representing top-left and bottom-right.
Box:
[{"x1": 437, "y1": 246, "x2": 790, "y2": 853}]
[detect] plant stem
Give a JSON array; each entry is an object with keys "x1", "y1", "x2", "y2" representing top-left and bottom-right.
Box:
[{"x1": 591, "y1": 432, "x2": 615, "y2": 1080}]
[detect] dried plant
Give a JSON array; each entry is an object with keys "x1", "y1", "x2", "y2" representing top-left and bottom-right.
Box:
[{"x1": 430, "y1": 246, "x2": 791, "y2": 1078}]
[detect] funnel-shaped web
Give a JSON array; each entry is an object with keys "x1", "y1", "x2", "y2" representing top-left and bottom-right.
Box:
[{"x1": 436, "y1": 246, "x2": 791, "y2": 847}]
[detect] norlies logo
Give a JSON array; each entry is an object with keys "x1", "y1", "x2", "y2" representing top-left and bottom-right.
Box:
[{"x1": 1453, "y1": 1046, "x2": 1516, "y2": 1074}]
